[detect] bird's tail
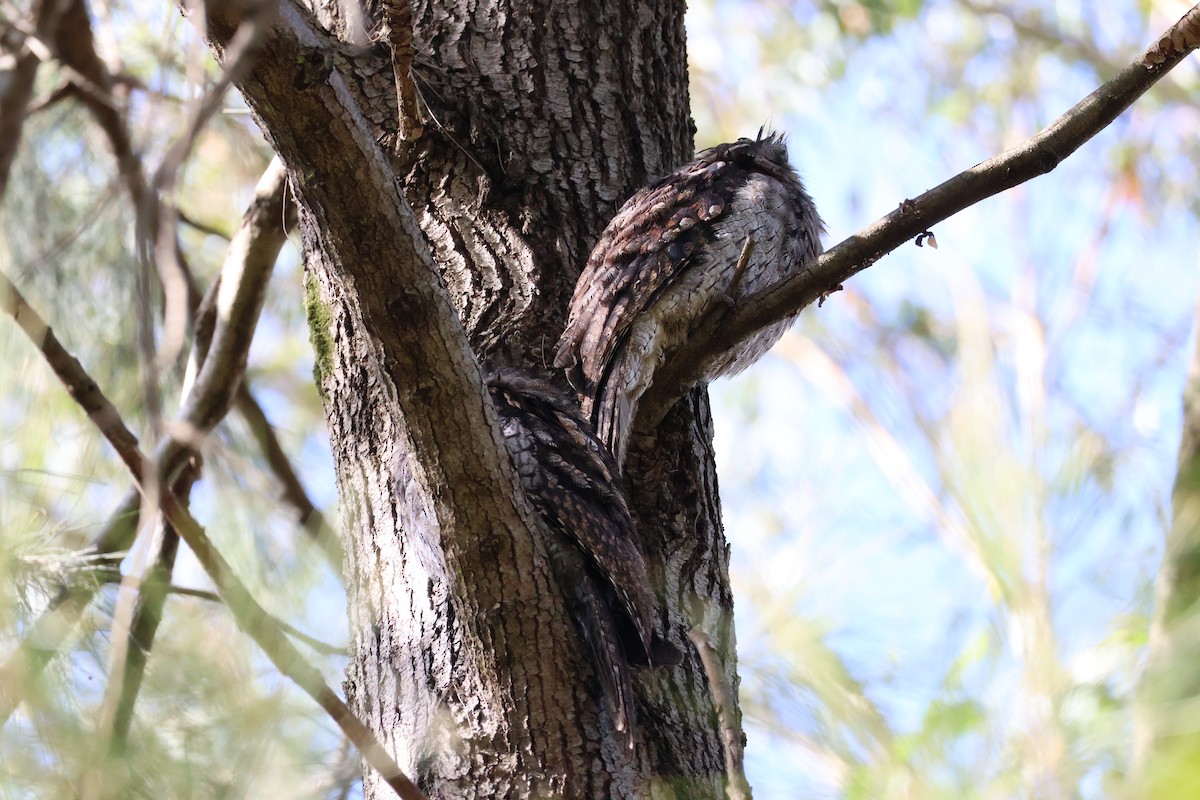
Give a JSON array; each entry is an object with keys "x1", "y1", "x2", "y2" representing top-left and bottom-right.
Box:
[
  {"x1": 591, "y1": 349, "x2": 639, "y2": 472},
  {"x1": 548, "y1": 534, "x2": 637, "y2": 750}
]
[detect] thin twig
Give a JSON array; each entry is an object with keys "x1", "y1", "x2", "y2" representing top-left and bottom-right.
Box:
[
  {"x1": 177, "y1": 209, "x2": 232, "y2": 240},
  {"x1": 88, "y1": 157, "x2": 291, "y2": 768},
  {"x1": 88, "y1": 462, "x2": 195, "y2": 795},
  {"x1": 0, "y1": 270, "x2": 426, "y2": 800},
  {"x1": 379, "y1": 0, "x2": 423, "y2": 145},
  {"x1": 162, "y1": 585, "x2": 347, "y2": 655},
  {"x1": 0, "y1": 0, "x2": 51, "y2": 201},
  {"x1": 150, "y1": 1, "x2": 276, "y2": 369},
  {"x1": 688, "y1": 628, "x2": 753, "y2": 800},
  {"x1": 642, "y1": 3, "x2": 1200, "y2": 427},
  {"x1": 235, "y1": 384, "x2": 345, "y2": 569},
  {"x1": 0, "y1": 158, "x2": 295, "y2": 724}
]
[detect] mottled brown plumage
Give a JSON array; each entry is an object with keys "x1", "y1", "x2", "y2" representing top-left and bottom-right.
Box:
[
  {"x1": 555, "y1": 132, "x2": 825, "y2": 468},
  {"x1": 486, "y1": 368, "x2": 672, "y2": 748}
]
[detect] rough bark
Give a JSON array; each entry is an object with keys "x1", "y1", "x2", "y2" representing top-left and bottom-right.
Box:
[{"x1": 197, "y1": 0, "x2": 735, "y2": 797}]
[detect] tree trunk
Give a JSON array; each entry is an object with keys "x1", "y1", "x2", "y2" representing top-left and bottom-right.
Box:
[{"x1": 199, "y1": 0, "x2": 739, "y2": 797}]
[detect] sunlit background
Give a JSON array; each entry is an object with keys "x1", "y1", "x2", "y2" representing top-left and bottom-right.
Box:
[{"x1": 2, "y1": 1, "x2": 1199, "y2": 797}]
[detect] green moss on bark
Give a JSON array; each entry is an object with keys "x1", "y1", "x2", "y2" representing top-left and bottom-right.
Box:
[{"x1": 303, "y1": 268, "x2": 334, "y2": 401}]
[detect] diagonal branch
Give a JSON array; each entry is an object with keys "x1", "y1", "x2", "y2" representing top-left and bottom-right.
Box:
[
  {"x1": 640, "y1": 3, "x2": 1200, "y2": 427},
  {"x1": 0, "y1": 158, "x2": 292, "y2": 724},
  {"x1": 149, "y1": 0, "x2": 276, "y2": 367},
  {"x1": 180, "y1": 157, "x2": 288, "y2": 431},
  {"x1": 159, "y1": 583, "x2": 346, "y2": 655},
  {"x1": 91, "y1": 462, "x2": 195, "y2": 779},
  {"x1": 235, "y1": 384, "x2": 344, "y2": 567},
  {"x1": 0, "y1": 270, "x2": 426, "y2": 800},
  {"x1": 0, "y1": 0, "x2": 56, "y2": 201},
  {"x1": 193, "y1": 0, "x2": 530, "y2": 559}
]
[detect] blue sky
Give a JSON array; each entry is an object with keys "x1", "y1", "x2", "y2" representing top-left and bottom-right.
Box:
[{"x1": 689, "y1": 2, "x2": 1200, "y2": 796}]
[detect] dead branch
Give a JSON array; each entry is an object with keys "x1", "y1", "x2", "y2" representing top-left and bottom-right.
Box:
[
  {"x1": 378, "y1": 0, "x2": 423, "y2": 144},
  {"x1": 688, "y1": 628, "x2": 753, "y2": 800}
]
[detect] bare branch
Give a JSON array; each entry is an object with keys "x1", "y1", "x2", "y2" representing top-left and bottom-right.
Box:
[
  {"x1": 640, "y1": 3, "x2": 1200, "y2": 428},
  {"x1": 150, "y1": 0, "x2": 276, "y2": 367},
  {"x1": 162, "y1": 583, "x2": 347, "y2": 655},
  {"x1": 0, "y1": 0, "x2": 54, "y2": 201},
  {"x1": 181, "y1": 157, "x2": 288, "y2": 429},
  {"x1": 0, "y1": 271, "x2": 427, "y2": 800},
  {"x1": 89, "y1": 462, "x2": 196, "y2": 788},
  {"x1": 378, "y1": 0, "x2": 423, "y2": 145},
  {"x1": 0, "y1": 158, "x2": 291, "y2": 722},
  {"x1": 688, "y1": 628, "x2": 752, "y2": 800},
  {"x1": 177, "y1": 209, "x2": 232, "y2": 240},
  {"x1": 106, "y1": 502, "x2": 185, "y2": 747},
  {"x1": 235, "y1": 384, "x2": 344, "y2": 568}
]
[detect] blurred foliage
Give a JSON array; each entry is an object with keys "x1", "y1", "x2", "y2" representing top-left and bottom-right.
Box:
[
  {"x1": 697, "y1": 1, "x2": 1200, "y2": 798},
  {"x1": 1, "y1": 1, "x2": 345, "y2": 797},
  {"x1": 2, "y1": 0, "x2": 1199, "y2": 798}
]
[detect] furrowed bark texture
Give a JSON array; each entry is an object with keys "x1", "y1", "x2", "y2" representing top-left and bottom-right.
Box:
[{"x1": 201, "y1": 0, "x2": 735, "y2": 796}]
